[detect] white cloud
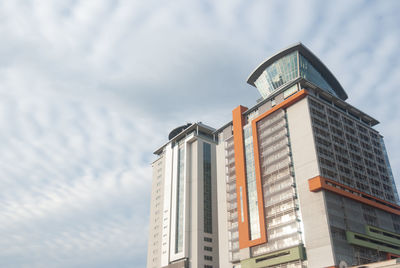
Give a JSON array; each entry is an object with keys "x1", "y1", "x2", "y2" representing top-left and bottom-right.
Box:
[{"x1": 0, "y1": 90, "x2": 155, "y2": 267}]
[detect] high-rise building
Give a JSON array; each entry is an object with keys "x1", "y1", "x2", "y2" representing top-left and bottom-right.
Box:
[
  {"x1": 147, "y1": 43, "x2": 400, "y2": 268},
  {"x1": 147, "y1": 123, "x2": 220, "y2": 268}
]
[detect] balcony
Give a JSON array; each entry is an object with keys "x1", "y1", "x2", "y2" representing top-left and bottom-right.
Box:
[
  {"x1": 257, "y1": 111, "x2": 285, "y2": 128},
  {"x1": 260, "y1": 123, "x2": 286, "y2": 135},
  {"x1": 228, "y1": 222, "x2": 238, "y2": 231},
  {"x1": 260, "y1": 141, "x2": 288, "y2": 157},
  {"x1": 226, "y1": 184, "x2": 237, "y2": 193},
  {"x1": 227, "y1": 202, "x2": 238, "y2": 211},
  {"x1": 227, "y1": 193, "x2": 237, "y2": 202},
  {"x1": 259, "y1": 130, "x2": 288, "y2": 148}
]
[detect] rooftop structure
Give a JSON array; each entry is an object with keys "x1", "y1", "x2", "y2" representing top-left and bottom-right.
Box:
[{"x1": 247, "y1": 42, "x2": 348, "y2": 100}]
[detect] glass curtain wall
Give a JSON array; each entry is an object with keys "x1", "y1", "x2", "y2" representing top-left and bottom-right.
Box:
[
  {"x1": 254, "y1": 50, "x2": 339, "y2": 99},
  {"x1": 243, "y1": 125, "x2": 261, "y2": 240},
  {"x1": 203, "y1": 142, "x2": 213, "y2": 233},
  {"x1": 254, "y1": 51, "x2": 298, "y2": 99},
  {"x1": 299, "y1": 54, "x2": 338, "y2": 97}
]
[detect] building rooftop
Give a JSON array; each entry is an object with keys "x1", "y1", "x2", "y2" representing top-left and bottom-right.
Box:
[
  {"x1": 247, "y1": 42, "x2": 348, "y2": 100},
  {"x1": 154, "y1": 122, "x2": 216, "y2": 155}
]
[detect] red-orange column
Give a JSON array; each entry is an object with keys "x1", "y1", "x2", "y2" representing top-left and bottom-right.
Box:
[{"x1": 232, "y1": 105, "x2": 251, "y2": 249}]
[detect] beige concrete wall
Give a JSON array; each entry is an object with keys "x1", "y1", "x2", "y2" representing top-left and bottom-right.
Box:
[
  {"x1": 216, "y1": 132, "x2": 232, "y2": 268},
  {"x1": 169, "y1": 144, "x2": 181, "y2": 262},
  {"x1": 187, "y1": 137, "x2": 219, "y2": 268},
  {"x1": 147, "y1": 155, "x2": 165, "y2": 268},
  {"x1": 286, "y1": 97, "x2": 335, "y2": 267},
  {"x1": 161, "y1": 144, "x2": 174, "y2": 266},
  {"x1": 189, "y1": 139, "x2": 199, "y2": 268}
]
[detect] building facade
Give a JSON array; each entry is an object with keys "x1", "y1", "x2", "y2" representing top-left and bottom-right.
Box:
[
  {"x1": 147, "y1": 123, "x2": 219, "y2": 268},
  {"x1": 147, "y1": 43, "x2": 400, "y2": 268}
]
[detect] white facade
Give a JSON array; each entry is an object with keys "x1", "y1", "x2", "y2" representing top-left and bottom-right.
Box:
[{"x1": 147, "y1": 124, "x2": 219, "y2": 268}]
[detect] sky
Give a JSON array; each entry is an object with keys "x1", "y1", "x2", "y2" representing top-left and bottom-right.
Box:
[{"x1": 0, "y1": 0, "x2": 399, "y2": 267}]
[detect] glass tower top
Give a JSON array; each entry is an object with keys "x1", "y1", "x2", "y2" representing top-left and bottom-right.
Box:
[
  {"x1": 248, "y1": 43, "x2": 347, "y2": 100},
  {"x1": 254, "y1": 51, "x2": 299, "y2": 99}
]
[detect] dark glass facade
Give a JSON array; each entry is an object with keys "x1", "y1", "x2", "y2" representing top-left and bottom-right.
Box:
[
  {"x1": 254, "y1": 51, "x2": 339, "y2": 99},
  {"x1": 203, "y1": 142, "x2": 212, "y2": 234},
  {"x1": 175, "y1": 146, "x2": 185, "y2": 253}
]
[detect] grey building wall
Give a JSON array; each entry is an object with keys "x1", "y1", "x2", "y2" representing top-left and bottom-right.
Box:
[
  {"x1": 216, "y1": 131, "x2": 232, "y2": 268},
  {"x1": 307, "y1": 93, "x2": 400, "y2": 266},
  {"x1": 189, "y1": 138, "x2": 219, "y2": 268},
  {"x1": 286, "y1": 96, "x2": 335, "y2": 267},
  {"x1": 307, "y1": 94, "x2": 397, "y2": 204}
]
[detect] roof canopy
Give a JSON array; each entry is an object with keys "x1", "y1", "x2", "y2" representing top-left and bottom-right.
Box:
[{"x1": 247, "y1": 43, "x2": 348, "y2": 100}]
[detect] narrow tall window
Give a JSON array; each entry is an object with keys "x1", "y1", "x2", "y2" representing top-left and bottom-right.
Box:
[
  {"x1": 203, "y1": 142, "x2": 212, "y2": 233},
  {"x1": 243, "y1": 125, "x2": 261, "y2": 240},
  {"x1": 175, "y1": 146, "x2": 185, "y2": 253}
]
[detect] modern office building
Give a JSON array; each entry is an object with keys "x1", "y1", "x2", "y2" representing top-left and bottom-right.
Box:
[
  {"x1": 147, "y1": 43, "x2": 400, "y2": 268},
  {"x1": 147, "y1": 123, "x2": 220, "y2": 268}
]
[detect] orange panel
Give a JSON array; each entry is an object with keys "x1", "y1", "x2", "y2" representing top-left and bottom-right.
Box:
[
  {"x1": 308, "y1": 176, "x2": 323, "y2": 191},
  {"x1": 308, "y1": 176, "x2": 400, "y2": 215},
  {"x1": 252, "y1": 89, "x2": 308, "y2": 123},
  {"x1": 232, "y1": 105, "x2": 251, "y2": 248}
]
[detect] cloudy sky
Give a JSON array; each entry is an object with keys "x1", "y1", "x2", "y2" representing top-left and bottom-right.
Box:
[{"x1": 1, "y1": 0, "x2": 399, "y2": 267}]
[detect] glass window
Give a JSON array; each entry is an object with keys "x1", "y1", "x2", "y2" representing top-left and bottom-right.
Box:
[
  {"x1": 283, "y1": 84, "x2": 298, "y2": 99},
  {"x1": 299, "y1": 53, "x2": 337, "y2": 97},
  {"x1": 175, "y1": 146, "x2": 185, "y2": 253},
  {"x1": 254, "y1": 51, "x2": 298, "y2": 99},
  {"x1": 254, "y1": 51, "x2": 340, "y2": 99},
  {"x1": 240, "y1": 187, "x2": 244, "y2": 222},
  {"x1": 243, "y1": 125, "x2": 261, "y2": 240},
  {"x1": 203, "y1": 142, "x2": 213, "y2": 233},
  {"x1": 379, "y1": 137, "x2": 400, "y2": 204}
]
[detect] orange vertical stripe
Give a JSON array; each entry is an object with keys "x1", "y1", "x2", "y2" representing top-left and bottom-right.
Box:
[{"x1": 232, "y1": 105, "x2": 251, "y2": 248}]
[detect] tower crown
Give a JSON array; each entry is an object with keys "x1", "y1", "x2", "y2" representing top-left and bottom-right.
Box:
[{"x1": 247, "y1": 42, "x2": 348, "y2": 100}]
